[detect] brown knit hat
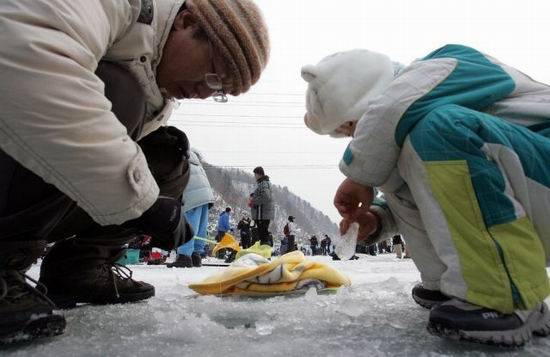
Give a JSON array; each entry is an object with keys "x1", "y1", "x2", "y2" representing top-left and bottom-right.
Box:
[{"x1": 186, "y1": 0, "x2": 270, "y2": 96}]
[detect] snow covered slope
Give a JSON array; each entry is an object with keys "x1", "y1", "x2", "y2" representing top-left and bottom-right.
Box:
[{"x1": 4, "y1": 256, "x2": 550, "y2": 357}]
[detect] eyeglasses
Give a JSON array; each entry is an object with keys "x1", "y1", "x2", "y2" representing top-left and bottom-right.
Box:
[
  {"x1": 205, "y1": 40, "x2": 229, "y2": 103},
  {"x1": 204, "y1": 73, "x2": 228, "y2": 103}
]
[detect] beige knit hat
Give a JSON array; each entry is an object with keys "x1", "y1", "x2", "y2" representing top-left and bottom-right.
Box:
[{"x1": 186, "y1": 0, "x2": 270, "y2": 96}]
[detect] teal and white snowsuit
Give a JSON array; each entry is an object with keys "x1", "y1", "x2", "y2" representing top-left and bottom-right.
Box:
[{"x1": 341, "y1": 45, "x2": 550, "y2": 313}]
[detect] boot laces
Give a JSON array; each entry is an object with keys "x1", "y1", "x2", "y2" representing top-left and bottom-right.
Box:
[
  {"x1": 101, "y1": 263, "x2": 134, "y2": 299},
  {"x1": 0, "y1": 270, "x2": 57, "y2": 308}
]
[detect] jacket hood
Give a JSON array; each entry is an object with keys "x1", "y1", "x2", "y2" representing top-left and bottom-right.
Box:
[{"x1": 301, "y1": 49, "x2": 397, "y2": 137}]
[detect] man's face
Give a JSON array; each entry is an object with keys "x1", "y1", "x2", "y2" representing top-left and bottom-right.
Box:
[{"x1": 156, "y1": 10, "x2": 230, "y2": 100}]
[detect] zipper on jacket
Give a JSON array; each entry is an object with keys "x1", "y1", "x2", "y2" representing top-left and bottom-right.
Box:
[{"x1": 490, "y1": 235, "x2": 523, "y2": 309}]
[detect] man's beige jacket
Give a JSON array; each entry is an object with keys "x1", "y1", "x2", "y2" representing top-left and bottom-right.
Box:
[{"x1": 0, "y1": 0, "x2": 185, "y2": 225}]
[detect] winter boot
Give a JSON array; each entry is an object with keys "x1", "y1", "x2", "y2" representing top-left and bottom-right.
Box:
[
  {"x1": 0, "y1": 241, "x2": 65, "y2": 344},
  {"x1": 428, "y1": 299, "x2": 550, "y2": 347},
  {"x1": 412, "y1": 283, "x2": 450, "y2": 309},
  {"x1": 224, "y1": 250, "x2": 237, "y2": 264},
  {"x1": 39, "y1": 229, "x2": 155, "y2": 309},
  {"x1": 191, "y1": 252, "x2": 202, "y2": 267},
  {"x1": 166, "y1": 254, "x2": 193, "y2": 268}
]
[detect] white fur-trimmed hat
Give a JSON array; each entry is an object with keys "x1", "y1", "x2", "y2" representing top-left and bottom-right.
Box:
[{"x1": 301, "y1": 49, "x2": 396, "y2": 137}]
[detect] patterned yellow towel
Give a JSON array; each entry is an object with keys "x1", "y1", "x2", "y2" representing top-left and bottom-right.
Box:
[{"x1": 188, "y1": 251, "x2": 351, "y2": 296}]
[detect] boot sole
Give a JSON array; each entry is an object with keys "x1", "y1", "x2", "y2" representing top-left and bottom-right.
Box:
[
  {"x1": 412, "y1": 294, "x2": 449, "y2": 310},
  {"x1": 0, "y1": 313, "x2": 65, "y2": 345},
  {"x1": 427, "y1": 303, "x2": 550, "y2": 347},
  {"x1": 50, "y1": 287, "x2": 155, "y2": 309}
]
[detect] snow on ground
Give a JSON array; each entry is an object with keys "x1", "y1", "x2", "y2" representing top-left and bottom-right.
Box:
[{"x1": 3, "y1": 255, "x2": 550, "y2": 357}]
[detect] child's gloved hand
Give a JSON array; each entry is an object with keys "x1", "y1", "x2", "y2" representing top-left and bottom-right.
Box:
[{"x1": 333, "y1": 178, "x2": 374, "y2": 220}]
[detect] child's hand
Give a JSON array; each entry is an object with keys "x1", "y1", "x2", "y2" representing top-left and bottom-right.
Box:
[
  {"x1": 334, "y1": 178, "x2": 374, "y2": 220},
  {"x1": 340, "y1": 212, "x2": 380, "y2": 244}
]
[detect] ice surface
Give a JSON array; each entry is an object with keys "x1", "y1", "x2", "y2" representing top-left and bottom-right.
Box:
[{"x1": 3, "y1": 255, "x2": 550, "y2": 357}]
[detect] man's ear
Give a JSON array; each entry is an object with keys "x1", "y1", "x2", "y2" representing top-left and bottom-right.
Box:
[{"x1": 172, "y1": 9, "x2": 199, "y2": 30}]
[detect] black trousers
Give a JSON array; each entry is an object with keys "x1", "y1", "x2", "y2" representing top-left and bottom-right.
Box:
[
  {"x1": 256, "y1": 219, "x2": 270, "y2": 246},
  {"x1": 0, "y1": 62, "x2": 189, "y2": 245},
  {"x1": 240, "y1": 232, "x2": 251, "y2": 249},
  {"x1": 286, "y1": 235, "x2": 295, "y2": 252}
]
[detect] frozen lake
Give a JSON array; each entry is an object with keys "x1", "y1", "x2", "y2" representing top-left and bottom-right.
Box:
[{"x1": 3, "y1": 254, "x2": 550, "y2": 357}]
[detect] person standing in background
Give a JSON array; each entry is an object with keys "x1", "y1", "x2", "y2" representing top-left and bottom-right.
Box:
[
  {"x1": 250, "y1": 167, "x2": 274, "y2": 245},
  {"x1": 392, "y1": 235, "x2": 404, "y2": 259},
  {"x1": 237, "y1": 216, "x2": 252, "y2": 249},
  {"x1": 310, "y1": 235, "x2": 319, "y2": 255},
  {"x1": 216, "y1": 207, "x2": 232, "y2": 242},
  {"x1": 283, "y1": 216, "x2": 296, "y2": 253}
]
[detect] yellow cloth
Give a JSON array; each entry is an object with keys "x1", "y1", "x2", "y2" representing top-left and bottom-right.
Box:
[
  {"x1": 211, "y1": 235, "x2": 272, "y2": 260},
  {"x1": 188, "y1": 251, "x2": 351, "y2": 296},
  {"x1": 235, "y1": 241, "x2": 272, "y2": 260},
  {"x1": 212, "y1": 233, "x2": 241, "y2": 256}
]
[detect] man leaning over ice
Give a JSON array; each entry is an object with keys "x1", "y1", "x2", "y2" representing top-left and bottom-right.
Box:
[{"x1": 0, "y1": 0, "x2": 269, "y2": 344}]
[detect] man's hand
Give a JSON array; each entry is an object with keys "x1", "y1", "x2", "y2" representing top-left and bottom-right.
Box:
[
  {"x1": 126, "y1": 196, "x2": 193, "y2": 250},
  {"x1": 334, "y1": 178, "x2": 374, "y2": 220}
]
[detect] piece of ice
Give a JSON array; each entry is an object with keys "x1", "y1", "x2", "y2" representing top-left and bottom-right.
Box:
[
  {"x1": 255, "y1": 321, "x2": 274, "y2": 336},
  {"x1": 333, "y1": 222, "x2": 359, "y2": 260}
]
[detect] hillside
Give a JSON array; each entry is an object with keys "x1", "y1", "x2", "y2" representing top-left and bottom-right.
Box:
[{"x1": 201, "y1": 162, "x2": 339, "y2": 248}]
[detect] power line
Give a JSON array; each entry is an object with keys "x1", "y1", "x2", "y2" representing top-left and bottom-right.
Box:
[
  {"x1": 203, "y1": 150, "x2": 339, "y2": 154},
  {"x1": 174, "y1": 121, "x2": 303, "y2": 127},
  {"x1": 179, "y1": 102, "x2": 305, "y2": 108},
  {"x1": 205, "y1": 167, "x2": 337, "y2": 171},
  {"x1": 173, "y1": 113, "x2": 303, "y2": 119},
  {"x1": 171, "y1": 120, "x2": 307, "y2": 129},
  {"x1": 203, "y1": 164, "x2": 338, "y2": 169},
  {"x1": 176, "y1": 124, "x2": 307, "y2": 129},
  {"x1": 237, "y1": 92, "x2": 304, "y2": 96},
  {"x1": 181, "y1": 99, "x2": 304, "y2": 105}
]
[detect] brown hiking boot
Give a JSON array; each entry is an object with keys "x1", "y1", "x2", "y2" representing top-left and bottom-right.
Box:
[
  {"x1": 0, "y1": 241, "x2": 65, "y2": 344},
  {"x1": 39, "y1": 230, "x2": 154, "y2": 309}
]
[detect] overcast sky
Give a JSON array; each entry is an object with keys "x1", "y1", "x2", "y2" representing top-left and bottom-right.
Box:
[{"x1": 173, "y1": 0, "x2": 550, "y2": 223}]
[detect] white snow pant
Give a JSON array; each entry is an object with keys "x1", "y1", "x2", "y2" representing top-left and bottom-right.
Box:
[{"x1": 384, "y1": 105, "x2": 550, "y2": 313}]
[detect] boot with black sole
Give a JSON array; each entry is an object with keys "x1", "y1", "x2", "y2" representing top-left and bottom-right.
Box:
[
  {"x1": 39, "y1": 229, "x2": 154, "y2": 309},
  {"x1": 191, "y1": 252, "x2": 202, "y2": 267},
  {"x1": 166, "y1": 254, "x2": 193, "y2": 268},
  {"x1": 0, "y1": 241, "x2": 65, "y2": 344},
  {"x1": 428, "y1": 299, "x2": 550, "y2": 347}
]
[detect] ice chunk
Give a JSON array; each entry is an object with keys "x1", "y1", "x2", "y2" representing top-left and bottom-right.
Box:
[{"x1": 333, "y1": 222, "x2": 359, "y2": 260}]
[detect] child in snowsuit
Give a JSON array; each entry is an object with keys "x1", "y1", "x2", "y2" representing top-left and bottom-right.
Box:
[{"x1": 301, "y1": 44, "x2": 550, "y2": 347}]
